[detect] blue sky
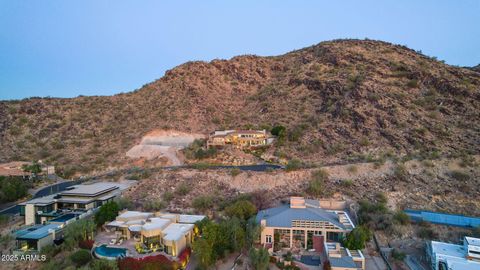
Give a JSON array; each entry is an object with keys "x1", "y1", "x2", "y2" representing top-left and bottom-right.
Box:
[{"x1": 0, "y1": 1, "x2": 479, "y2": 100}]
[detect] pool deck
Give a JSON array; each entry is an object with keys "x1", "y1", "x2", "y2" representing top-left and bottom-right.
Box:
[{"x1": 94, "y1": 231, "x2": 176, "y2": 260}]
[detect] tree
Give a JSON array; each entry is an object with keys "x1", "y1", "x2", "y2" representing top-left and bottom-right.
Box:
[
  {"x1": 70, "y1": 249, "x2": 91, "y2": 267},
  {"x1": 22, "y1": 161, "x2": 42, "y2": 175},
  {"x1": 225, "y1": 200, "x2": 257, "y2": 221},
  {"x1": 271, "y1": 125, "x2": 286, "y2": 137},
  {"x1": 193, "y1": 238, "x2": 214, "y2": 269},
  {"x1": 64, "y1": 219, "x2": 96, "y2": 250},
  {"x1": 343, "y1": 226, "x2": 371, "y2": 250},
  {"x1": 94, "y1": 201, "x2": 119, "y2": 226},
  {"x1": 249, "y1": 247, "x2": 269, "y2": 270},
  {"x1": 246, "y1": 219, "x2": 261, "y2": 248}
]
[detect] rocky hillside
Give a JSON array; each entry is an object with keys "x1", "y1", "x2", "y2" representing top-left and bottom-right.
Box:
[{"x1": 1, "y1": 39, "x2": 479, "y2": 177}]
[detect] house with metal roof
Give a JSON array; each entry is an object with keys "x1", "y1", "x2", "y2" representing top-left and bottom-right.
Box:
[
  {"x1": 256, "y1": 197, "x2": 354, "y2": 252},
  {"x1": 104, "y1": 210, "x2": 205, "y2": 257}
]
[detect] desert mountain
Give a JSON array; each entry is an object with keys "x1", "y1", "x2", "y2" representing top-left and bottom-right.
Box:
[{"x1": 0, "y1": 39, "x2": 479, "y2": 177}]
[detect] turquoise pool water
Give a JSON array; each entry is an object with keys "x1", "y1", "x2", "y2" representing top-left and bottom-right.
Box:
[{"x1": 94, "y1": 244, "x2": 127, "y2": 259}]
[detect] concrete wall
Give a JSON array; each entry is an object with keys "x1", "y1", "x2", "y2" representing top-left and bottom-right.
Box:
[{"x1": 25, "y1": 204, "x2": 35, "y2": 225}]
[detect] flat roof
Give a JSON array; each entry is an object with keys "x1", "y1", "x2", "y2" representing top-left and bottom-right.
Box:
[
  {"x1": 141, "y1": 218, "x2": 171, "y2": 231},
  {"x1": 465, "y1": 236, "x2": 480, "y2": 247},
  {"x1": 163, "y1": 223, "x2": 194, "y2": 241},
  {"x1": 431, "y1": 241, "x2": 466, "y2": 258},
  {"x1": 15, "y1": 223, "x2": 61, "y2": 240},
  {"x1": 60, "y1": 182, "x2": 120, "y2": 197},
  {"x1": 178, "y1": 214, "x2": 205, "y2": 224},
  {"x1": 329, "y1": 256, "x2": 357, "y2": 269}
]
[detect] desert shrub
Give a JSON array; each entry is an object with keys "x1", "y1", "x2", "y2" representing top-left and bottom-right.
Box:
[
  {"x1": 285, "y1": 159, "x2": 303, "y2": 171},
  {"x1": 449, "y1": 170, "x2": 470, "y2": 181},
  {"x1": 192, "y1": 196, "x2": 214, "y2": 212},
  {"x1": 393, "y1": 164, "x2": 408, "y2": 181},
  {"x1": 358, "y1": 193, "x2": 394, "y2": 231},
  {"x1": 162, "y1": 192, "x2": 174, "y2": 202},
  {"x1": 144, "y1": 200, "x2": 166, "y2": 211},
  {"x1": 406, "y1": 79, "x2": 418, "y2": 88},
  {"x1": 417, "y1": 227, "x2": 436, "y2": 239},
  {"x1": 116, "y1": 197, "x2": 133, "y2": 210},
  {"x1": 70, "y1": 249, "x2": 91, "y2": 267},
  {"x1": 271, "y1": 125, "x2": 286, "y2": 137},
  {"x1": 90, "y1": 259, "x2": 118, "y2": 270},
  {"x1": 391, "y1": 249, "x2": 406, "y2": 260},
  {"x1": 184, "y1": 139, "x2": 217, "y2": 160},
  {"x1": 359, "y1": 137, "x2": 370, "y2": 146},
  {"x1": 341, "y1": 179, "x2": 353, "y2": 187},
  {"x1": 393, "y1": 210, "x2": 410, "y2": 225},
  {"x1": 307, "y1": 169, "x2": 329, "y2": 196},
  {"x1": 347, "y1": 165, "x2": 358, "y2": 174},
  {"x1": 175, "y1": 183, "x2": 192, "y2": 196},
  {"x1": 230, "y1": 168, "x2": 241, "y2": 177}
]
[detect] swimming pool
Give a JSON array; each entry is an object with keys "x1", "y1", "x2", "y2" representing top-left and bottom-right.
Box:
[
  {"x1": 298, "y1": 255, "x2": 321, "y2": 266},
  {"x1": 94, "y1": 244, "x2": 127, "y2": 260},
  {"x1": 50, "y1": 213, "x2": 78, "y2": 223}
]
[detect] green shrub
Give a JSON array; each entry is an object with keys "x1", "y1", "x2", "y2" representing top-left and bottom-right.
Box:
[
  {"x1": 176, "y1": 183, "x2": 192, "y2": 196},
  {"x1": 307, "y1": 169, "x2": 329, "y2": 196},
  {"x1": 162, "y1": 192, "x2": 174, "y2": 202},
  {"x1": 230, "y1": 168, "x2": 241, "y2": 177},
  {"x1": 285, "y1": 159, "x2": 303, "y2": 171},
  {"x1": 449, "y1": 170, "x2": 470, "y2": 181},
  {"x1": 70, "y1": 249, "x2": 91, "y2": 267},
  {"x1": 144, "y1": 200, "x2": 166, "y2": 211},
  {"x1": 192, "y1": 196, "x2": 214, "y2": 212},
  {"x1": 393, "y1": 210, "x2": 410, "y2": 225},
  {"x1": 271, "y1": 125, "x2": 286, "y2": 137},
  {"x1": 393, "y1": 164, "x2": 408, "y2": 181},
  {"x1": 94, "y1": 201, "x2": 119, "y2": 226},
  {"x1": 391, "y1": 249, "x2": 406, "y2": 260},
  {"x1": 343, "y1": 226, "x2": 371, "y2": 250},
  {"x1": 347, "y1": 165, "x2": 358, "y2": 174},
  {"x1": 225, "y1": 200, "x2": 257, "y2": 221}
]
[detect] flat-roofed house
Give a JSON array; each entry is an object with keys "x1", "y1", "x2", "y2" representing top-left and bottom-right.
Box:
[
  {"x1": 256, "y1": 197, "x2": 354, "y2": 252},
  {"x1": 207, "y1": 129, "x2": 272, "y2": 149},
  {"x1": 19, "y1": 181, "x2": 135, "y2": 225},
  {"x1": 106, "y1": 211, "x2": 205, "y2": 257},
  {"x1": 427, "y1": 236, "x2": 480, "y2": 270}
]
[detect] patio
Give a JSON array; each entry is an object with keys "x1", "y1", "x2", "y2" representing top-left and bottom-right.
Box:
[{"x1": 94, "y1": 230, "x2": 176, "y2": 259}]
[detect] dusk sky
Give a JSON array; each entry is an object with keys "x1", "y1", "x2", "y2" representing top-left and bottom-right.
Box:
[{"x1": 1, "y1": 1, "x2": 479, "y2": 100}]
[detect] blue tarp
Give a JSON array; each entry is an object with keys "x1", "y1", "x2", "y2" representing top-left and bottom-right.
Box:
[{"x1": 404, "y1": 209, "x2": 480, "y2": 228}]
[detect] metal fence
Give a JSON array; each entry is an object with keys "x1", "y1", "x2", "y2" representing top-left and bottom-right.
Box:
[{"x1": 404, "y1": 209, "x2": 480, "y2": 228}]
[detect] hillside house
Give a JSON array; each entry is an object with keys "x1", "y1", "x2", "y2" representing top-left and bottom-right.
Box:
[
  {"x1": 427, "y1": 236, "x2": 480, "y2": 270},
  {"x1": 105, "y1": 211, "x2": 205, "y2": 257},
  {"x1": 207, "y1": 129, "x2": 272, "y2": 149},
  {"x1": 256, "y1": 197, "x2": 355, "y2": 252}
]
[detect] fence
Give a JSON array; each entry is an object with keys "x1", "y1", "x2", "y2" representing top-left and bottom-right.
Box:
[{"x1": 404, "y1": 209, "x2": 480, "y2": 228}]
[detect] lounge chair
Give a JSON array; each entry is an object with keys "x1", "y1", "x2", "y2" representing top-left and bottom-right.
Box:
[{"x1": 109, "y1": 238, "x2": 116, "y2": 245}]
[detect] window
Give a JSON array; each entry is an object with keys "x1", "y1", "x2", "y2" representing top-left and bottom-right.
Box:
[{"x1": 266, "y1": 235, "x2": 272, "y2": 243}]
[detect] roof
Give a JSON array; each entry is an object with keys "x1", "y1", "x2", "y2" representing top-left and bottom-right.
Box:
[
  {"x1": 15, "y1": 223, "x2": 61, "y2": 240},
  {"x1": 117, "y1": 211, "x2": 153, "y2": 220},
  {"x1": 430, "y1": 241, "x2": 466, "y2": 258},
  {"x1": 329, "y1": 256, "x2": 357, "y2": 269},
  {"x1": 178, "y1": 214, "x2": 205, "y2": 224},
  {"x1": 141, "y1": 218, "x2": 171, "y2": 231},
  {"x1": 163, "y1": 223, "x2": 194, "y2": 241},
  {"x1": 465, "y1": 236, "x2": 480, "y2": 247},
  {"x1": 60, "y1": 182, "x2": 120, "y2": 197},
  {"x1": 255, "y1": 203, "x2": 349, "y2": 229}
]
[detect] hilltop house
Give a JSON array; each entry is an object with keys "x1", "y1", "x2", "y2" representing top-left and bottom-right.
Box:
[
  {"x1": 207, "y1": 129, "x2": 272, "y2": 149},
  {"x1": 19, "y1": 181, "x2": 134, "y2": 225},
  {"x1": 105, "y1": 211, "x2": 205, "y2": 257},
  {"x1": 427, "y1": 236, "x2": 480, "y2": 270},
  {"x1": 256, "y1": 197, "x2": 354, "y2": 252}
]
